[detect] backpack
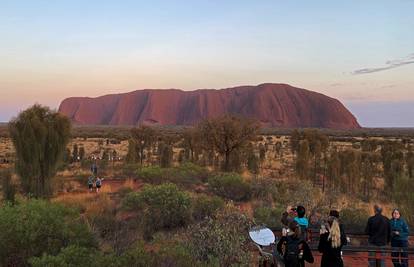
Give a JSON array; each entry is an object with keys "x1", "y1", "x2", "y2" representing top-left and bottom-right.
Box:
[
  {"x1": 284, "y1": 236, "x2": 302, "y2": 267},
  {"x1": 96, "y1": 179, "x2": 101, "y2": 186},
  {"x1": 88, "y1": 177, "x2": 94, "y2": 185}
]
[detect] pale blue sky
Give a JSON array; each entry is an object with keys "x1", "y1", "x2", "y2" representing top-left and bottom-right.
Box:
[{"x1": 0, "y1": 0, "x2": 413, "y2": 126}]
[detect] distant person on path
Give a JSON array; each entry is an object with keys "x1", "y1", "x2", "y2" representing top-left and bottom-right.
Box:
[
  {"x1": 282, "y1": 205, "x2": 309, "y2": 240},
  {"x1": 277, "y1": 221, "x2": 314, "y2": 267},
  {"x1": 390, "y1": 208, "x2": 409, "y2": 267},
  {"x1": 87, "y1": 176, "x2": 94, "y2": 192},
  {"x1": 95, "y1": 177, "x2": 103, "y2": 193},
  {"x1": 91, "y1": 162, "x2": 98, "y2": 176},
  {"x1": 365, "y1": 204, "x2": 391, "y2": 267},
  {"x1": 318, "y1": 216, "x2": 344, "y2": 267}
]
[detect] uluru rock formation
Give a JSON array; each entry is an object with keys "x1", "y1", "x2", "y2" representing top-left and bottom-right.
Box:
[{"x1": 58, "y1": 83, "x2": 360, "y2": 129}]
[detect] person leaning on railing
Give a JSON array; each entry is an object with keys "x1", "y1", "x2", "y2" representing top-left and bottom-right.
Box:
[
  {"x1": 365, "y1": 204, "x2": 391, "y2": 267},
  {"x1": 390, "y1": 208, "x2": 409, "y2": 267}
]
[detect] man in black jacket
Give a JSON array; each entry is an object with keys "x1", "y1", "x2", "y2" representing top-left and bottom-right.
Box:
[{"x1": 365, "y1": 204, "x2": 391, "y2": 267}]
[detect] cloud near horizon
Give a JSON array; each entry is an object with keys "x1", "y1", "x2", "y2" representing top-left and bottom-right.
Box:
[{"x1": 352, "y1": 53, "x2": 414, "y2": 75}]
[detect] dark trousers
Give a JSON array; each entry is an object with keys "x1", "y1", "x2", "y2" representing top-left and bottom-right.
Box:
[
  {"x1": 368, "y1": 243, "x2": 386, "y2": 267},
  {"x1": 391, "y1": 240, "x2": 409, "y2": 267}
]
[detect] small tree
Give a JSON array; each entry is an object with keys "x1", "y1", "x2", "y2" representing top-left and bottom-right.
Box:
[
  {"x1": 160, "y1": 142, "x2": 173, "y2": 168},
  {"x1": 246, "y1": 145, "x2": 260, "y2": 175},
  {"x1": 9, "y1": 105, "x2": 71, "y2": 198},
  {"x1": 130, "y1": 126, "x2": 157, "y2": 165},
  {"x1": 182, "y1": 128, "x2": 201, "y2": 162},
  {"x1": 290, "y1": 129, "x2": 301, "y2": 156},
  {"x1": 72, "y1": 144, "x2": 79, "y2": 162},
  {"x1": 296, "y1": 140, "x2": 310, "y2": 179},
  {"x1": 79, "y1": 146, "x2": 85, "y2": 161},
  {"x1": 197, "y1": 115, "x2": 259, "y2": 172}
]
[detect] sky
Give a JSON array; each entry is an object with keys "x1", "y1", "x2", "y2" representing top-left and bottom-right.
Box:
[{"x1": 0, "y1": 0, "x2": 413, "y2": 127}]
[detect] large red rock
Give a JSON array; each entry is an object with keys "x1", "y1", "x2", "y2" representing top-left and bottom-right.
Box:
[{"x1": 58, "y1": 83, "x2": 360, "y2": 129}]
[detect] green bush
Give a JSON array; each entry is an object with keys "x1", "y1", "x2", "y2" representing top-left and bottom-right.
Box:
[
  {"x1": 208, "y1": 173, "x2": 251, "y2": 201},
  {"x1": 30, "y1": 245, "x2": 121, "y2": 267},
  {"x1": 121, "y1": 241, "x2": 206, "y2": 267},
  {"x1": 136, "y1": 165, "x2": 165, "y2": 184},
  {"x1": 250, "y1": 177, "x2": 279, "y2": 202},
  {"x1": 1, "y1": 169, "x2": 15, "y2": 203},
  {"x1": 121, "y1": 163, "x2": 141, "y2": 178},
  {"x1": 122, "y1": 183, "x2": 191, "y2": 237},
  {"x1": 188, "y1": 207, "x2": 253, "y2": 267},
  {"x1": 192, "y1": 195, "x2": 224, "y2": 221},
  {"x1": 0, "y1": 200, "x2": 95, "y2": 266},
  {"x1": 153, "y1": 243, "x2": 202, "y2": 267},
  {"x1": 253, "y1": 205, "x2": 285, "y2": 228},
  {"x1": 117, "y1": 242, "x2": 154, "y2": 266},
  {"x1": 340, "y1": 207, "x2": 369, "y2": 233},
  {"x1": 136, "y1": 163, "x2": 209, "y2": 188}
]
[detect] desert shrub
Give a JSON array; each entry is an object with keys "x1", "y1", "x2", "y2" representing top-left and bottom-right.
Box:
[
  {"x1": 340, "y1": 207, "x2": 368, "y2": 233},
  {"x1": 208, "y1": 173, "x2": 251, "y2": 201},
  {"x1": 191, "y1": 195, "x2": 224, "y2": 221},
  {"x1": 117, "y1": 242, "x2": 154, "y2": 266},
  {"x1": 30, "y1": 245, "x2": 121, "y2": 267},
  {"x1": 253, "y1": 205, "x2": 285, "y2": 228},
  {"x1": 187, "y1": 206, "x2": 253, "y2": 267},
  {"x1": 286, "y1": 180, "x2": 322, "y2": 212},
  {"x1": 122, "y1": 183, "x2": 191, "y2": 237},
  {"x1": 121, "y1": 163, "x2": 141, "y2": 178},
  {"x1": 0, "y1": 200, "x2": 95, "y2": 266},
  {"x1": 153, "y1": 243, "x2": 203, "y2": 267},
  {"x1": 250, "y1": 177, "x2": 279, "y2": 202},
  {"x1": 117, "y1": 186, "x2": 134, "y2": 198},
  {"x1": 122, "y1": 241, "x2": 207, "y2": 267},
  {"x1": 136, "y1": 165, "x2": 165, "y2": 184},
  {"x1": 136, "y1": 163, "x2": 209, "y2": 188},
  {"x1": 84, "y1": 194, "x2": 117, "y2": 240}
]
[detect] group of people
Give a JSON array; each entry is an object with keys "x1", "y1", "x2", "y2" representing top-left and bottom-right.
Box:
[
  {"x1": 271, "y1": 204, "x2": 410, "y2": 267},
  {"x1": 366, "y1": 204, "x2": 409, "y2": 267},
  {"x1": 87, "y1": 176, "x2": 103, "y2": 192},
  {"x1": 87, "y1": 162, "x2": 103, "y2": 192}
]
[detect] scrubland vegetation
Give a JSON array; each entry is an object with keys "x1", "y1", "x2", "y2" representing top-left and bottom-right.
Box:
[{"x1": 0, "y1": 105, "x2": 413, "y2": 266}]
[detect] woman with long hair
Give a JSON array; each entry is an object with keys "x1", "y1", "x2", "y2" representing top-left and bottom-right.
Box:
[{"x1": 318, "y1": 216, "x2": 344, "y2": 267}]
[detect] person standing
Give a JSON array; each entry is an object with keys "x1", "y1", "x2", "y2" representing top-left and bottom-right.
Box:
[
  {"x1": 277, "y1": 221, "x2": 314, "y2": 267},
  {"x1": 365, "y1": 204, "x2": 391, "y2": 267},
  {"x1": 91, "y1": 162, "x2": 98, "y2": 176},
  {"x1": 318, "y1": 216, "x2": 344, "y2": 267},
  {"x1": 282, "y1": 205, "x2": 309, "y2": 240},
  {"x1": 390, "y1": 208, "x2": 409, "y2": 267},
  {"x1": 329, "y1": 210, "x2": 348, "y2": 246},
  {"x1": 95, "y1": 177, "x2": 103, "y2": 193},
  {"x1": 87, "y1": 176, "x2": 94, "y2": 192}
]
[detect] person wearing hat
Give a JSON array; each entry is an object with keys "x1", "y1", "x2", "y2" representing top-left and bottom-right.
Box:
[
  {"x1": 390, "y1": 208, "x2": 409, "y2": 267},
  {"x1": 365, "y1": 204, "x2": 391, "y2": 267}
]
